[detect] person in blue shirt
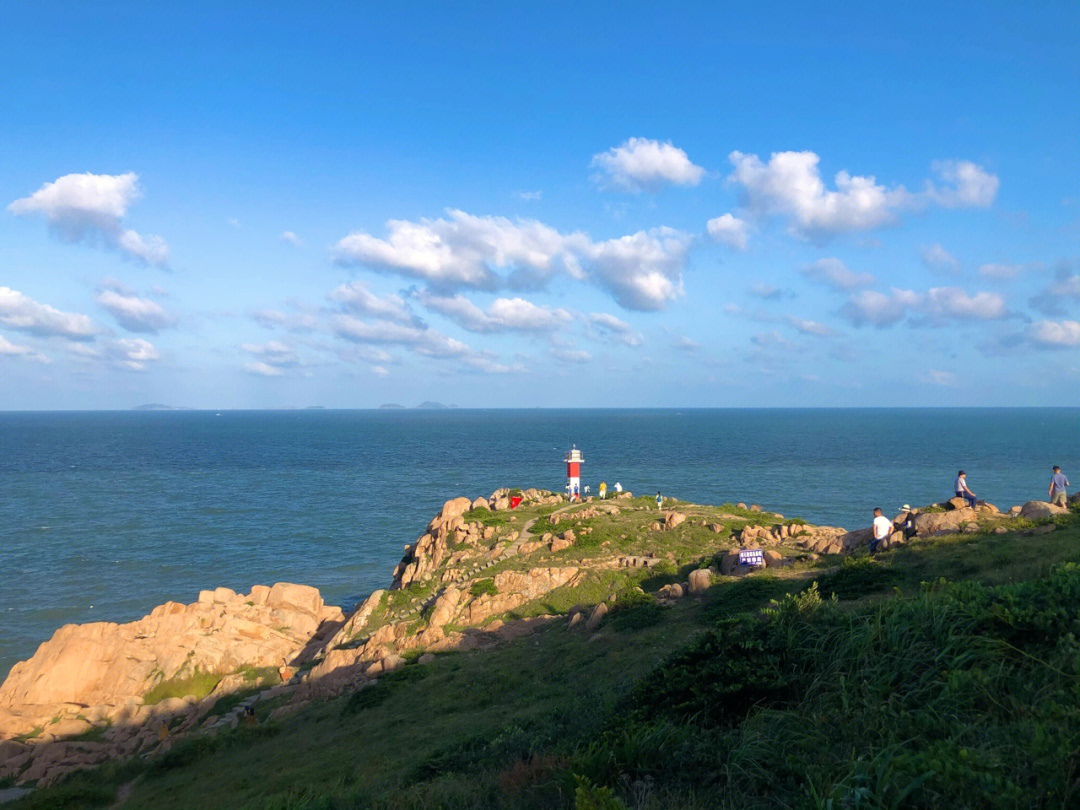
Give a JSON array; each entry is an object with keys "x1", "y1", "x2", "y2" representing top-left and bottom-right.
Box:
[
  {"x1": 656, "y1": 491, "x2": 662, "y2": 511},
  {"x1": 954, "y1": 470, "x2": 977, "y2": 509},
  {"x1": 1049, "y1": 466, "x2": 1070, "y2": 507}
]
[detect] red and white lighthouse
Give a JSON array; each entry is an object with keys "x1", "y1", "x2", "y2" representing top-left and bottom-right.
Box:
[{"x1": 565, "y1": 445, "x2": 584, "y2": 501}]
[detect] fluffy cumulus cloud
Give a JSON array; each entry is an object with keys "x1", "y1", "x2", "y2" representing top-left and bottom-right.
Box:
[
  {"x1": 844, "y1": 286, "x2": 1007, "y2": 327},
  {"x1": 332, "y1": 210, "x2": 691, "y2": 310},
  {"x1": 585, "y1": 227, "x2": 692, "y2": 310},
  {"x1": 590, "y1": 138, "x2": 705, "y2": 192},
  {"x1": 801, "y1": 258, "x2": 875, "y2": 290},
  {"x1": 0, "y1": 287, "x2": 96, "y2": 339},
  {"x1": 280, "y1": 231, "x2": 303, "y2": 247},
  {"x1": 330, "y1": 281, "x2": 415, "y2": 324},
  {"x1": 925, "y1": 160, "x2": 1000, "y2": 208},
  {"x1": 8, "y1": 172, "x2": 168, "y2": 265},
  {"x1": 95, "y1": 288, "x2": 176, "y2": 333},
  {"x1": 241, "y1": 341, "x2": 299, "y2": 376},
  {"x1": 706, "y1": 213, "x2": 750, "y2": 250},
  {"x1": 420, "y1": 293, "x2": 571, "y2": 333},
  {"x1": 588, "y1": 312, "x2": 643, "y2": 346},
  {"x1": 105, "y1": 338, "x2": 159, "y2": 371},
  {"x1": 787, "y1": 316, "x2": 837, "y2": 337},
  {"x1": 726, "y1": 151, "x2": 998, "y2": 238},
  {"x1": 921, "y1": 243, "x2": 959, "y2": 273},
  {"x1": 1027, "y1": 320, "x2": 1080, "y2": 348}
]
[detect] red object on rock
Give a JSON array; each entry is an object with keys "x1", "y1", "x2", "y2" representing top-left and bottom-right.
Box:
[{"x1": 510, "y1": 495, "x2": 523, "y2": 509}]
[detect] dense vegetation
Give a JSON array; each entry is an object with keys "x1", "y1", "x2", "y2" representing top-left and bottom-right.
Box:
[{"x1": 11, "y1": 507, "x2": 1080, "y2": 810}]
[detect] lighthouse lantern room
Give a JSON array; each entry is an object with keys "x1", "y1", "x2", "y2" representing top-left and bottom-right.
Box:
[{"x1": 565, "y1": 445, "x2": 584, "y2": 501}]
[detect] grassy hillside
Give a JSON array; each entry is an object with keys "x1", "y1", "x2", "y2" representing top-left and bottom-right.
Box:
[{"x1": 9, "y1": 503, "x2": 1080, "y2": 810}]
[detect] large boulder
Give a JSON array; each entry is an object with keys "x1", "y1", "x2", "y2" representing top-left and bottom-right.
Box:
[
  {"x1": 664, "y1": 512, "x2": 687, "y2": 530},
  {"x1": 913, "y1": 507, "x2": 977, "y2": 536},
  {"x1": 442, "y1": 497, "x2": 473, "y2": 520},
  {"x1": 0, "y1": 583, "x2": 338, "y2": 714},
  {"x1": 687, "y1": 569, "x2": 713, "y2": 594},
  {"x1": 1019, "y1": 501, "x2": 1069, "y2": 521}
]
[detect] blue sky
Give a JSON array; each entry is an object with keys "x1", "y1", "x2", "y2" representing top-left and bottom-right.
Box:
[{"x1": 1, "y1": 1, "x2": 1078, "y2": 408}]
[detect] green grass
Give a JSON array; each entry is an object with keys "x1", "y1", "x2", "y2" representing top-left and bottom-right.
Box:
[
  {"x1": 12, "y1": 509, "x2": 1080, "y2": 810},
  {"x1": 142, "y1": 671, "x2": 223, "y2": 705},
  {"x1": 470, "y1": 578, "x2": 498, "y2": 597},
  {"x1": 463, "y1": 508, "x2": 511, "y2": 527}
]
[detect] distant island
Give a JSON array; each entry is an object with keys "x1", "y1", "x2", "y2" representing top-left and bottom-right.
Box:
[
  {"x1": 416, "y1": 401, "x2": 457, "y2": 409},
  {"x1": 131, "y1": 404, "x2": 189, "y2": 411},
  {"x1": 378, "y1": 403, "x2": 405, "y2": 409}
]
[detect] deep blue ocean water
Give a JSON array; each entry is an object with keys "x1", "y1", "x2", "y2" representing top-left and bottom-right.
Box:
[{"x1": 1, "y1": 408, "x2": 1077, "y2": 680}]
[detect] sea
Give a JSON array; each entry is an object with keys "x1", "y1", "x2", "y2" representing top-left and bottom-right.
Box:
[{"x1": 1, "y1": 408, "x2": 1077, "y2": 680}]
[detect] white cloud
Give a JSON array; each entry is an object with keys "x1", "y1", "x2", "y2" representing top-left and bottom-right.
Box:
[
  {"x1": 108, "y1": 338, "x2": 159, "y2": 371},
  {"x1": 332, "y1": 315, "x2": 471, "y2": 359},
  {"x1": 420, "y1": 293, "x2": 571, "y2": 333},
  {"x1": 588, "y1": 312, "x2": 643, "y2": 346},
  {"x1": 787, "y1": 316, "x2": 838, "y2": 337},
  {"x1": 332, "y1": 210, "x2": 690, "y2": 310},
  {"x1": 706, "y1": 213, "x2": 750, "y2": 250},
  {"x1": 551, "y1": 347, "x2": 592, "y2": 363},
  {"x1": 95, "y1": 289, "x2": 176, "y2": 333},
  {"x1": 727, "y1": 151, "x2": 998, "y2": 238},
  {"x1": 0, "y1": 334, "x2": 30, "y2": 356},
  {"x1": 0, "y1": 287, "x2": 96, "y2": 339},
  {"x1": 979, "y1": 263, "x2": 1024, "y2": 279},
  {"x1": 585, "y1": 227, "x2": 691, "y2": 310},
  {"x1": 921, "y1": 243, "x2": 959, "y2": 273},
  {"x1": 749, "y1": 282, "x2": 787, "y2": 300},
  {"x1": 674, "y1": 336, "x2": 699, "y2": 351},
  {"x1": 241, "y1": 341, "x2": 298, "y2": 371},
  {"x1": 462, "y1": 355, "x2": 527, "y2": 374},
  {"x1": 1027, "y1": 320, "x2": 1080, "y2": 348},
  {"x1": 750, "y1": 330, "x2": 794, "y2": 348},
  {"x1": 590, "y1": 138, "x2": 705, "y2": 192},
  {"x1": 925, "y1": 160, "x2": 999, "y2": 208},
  {"x1": 0, "y1": 333, "x2": 48, "y2": 362},
  {"x1": 920, "y1": 369, "x2": 959, "y2": 387},
  {"x1": 516, "y1": 190, "x2": 542, "y2": 201},
  {"x1": 333, "y1": 210, "x2": 575, "y2": 289},
  {"x1": 280, "y1": 231, "x2": 303, "y2": 247},
  {"x1": 801, "y1": 258, "x2": 875, "y2": 290},
  {"x1": 244, "y1": 360, "x2": 285, "y2": 377},
  {"x1": 330, "y1": 281, "x2": 415, "y2": 323},
  {"x1": 8, "y1": 172, "x2": 168, "y2": 265},
  {"x1": 844, "y1": 286, "x2": 1007, "y2": 327},
  {"x1": 372, "y1": 365, "x2": 389, "y2": 376},
  {"x1": 250, "y1": 308, "x2": 320, "y2": 332}
]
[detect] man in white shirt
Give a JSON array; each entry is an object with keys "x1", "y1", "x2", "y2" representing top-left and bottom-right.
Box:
[{"x1": 871, "y1": 507, "x2": 892, "y2": 554}]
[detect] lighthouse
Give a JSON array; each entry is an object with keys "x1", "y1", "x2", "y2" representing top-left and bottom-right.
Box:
[{"x1": 565, "y1": 445, "x2": 584, "y2": 501}]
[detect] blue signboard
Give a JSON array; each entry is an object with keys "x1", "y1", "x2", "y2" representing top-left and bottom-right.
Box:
[{"x1": 739, "y1": 549, "x2": 765, "y2": 567}]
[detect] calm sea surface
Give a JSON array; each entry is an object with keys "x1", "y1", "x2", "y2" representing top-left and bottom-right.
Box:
[{"x1": 1, "y1": 408, "x2": 1077, "y2": 679}]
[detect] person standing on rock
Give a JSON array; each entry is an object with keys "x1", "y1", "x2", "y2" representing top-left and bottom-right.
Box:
[
  {"x1": 656, "y1": 491, "x2": 663, "y2": 511},
  {"x1": 599, "y1": 481, "x2": 607, "y2": 499},
  {"x1": 614, "y1": 481, "x2": 622, "y2": 493},
  {"x1": 871, "y1": 507, "x2": 892, "y2": 554},
  {"x1": 1049, "y1": 466, "x2": 1070, "y2": 506},
  {"x1": 955, "y1": 470, "x2": 977, "y2": 509}
]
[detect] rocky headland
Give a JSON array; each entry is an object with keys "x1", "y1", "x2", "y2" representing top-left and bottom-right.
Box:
[{"x1": 1, "y1": 488, "x2": 1076, "y2": 791}]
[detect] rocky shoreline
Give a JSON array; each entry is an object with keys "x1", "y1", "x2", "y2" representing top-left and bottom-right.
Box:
[{"x1": 1, "y1": 488, "x2": 1075, "y2": 789}]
